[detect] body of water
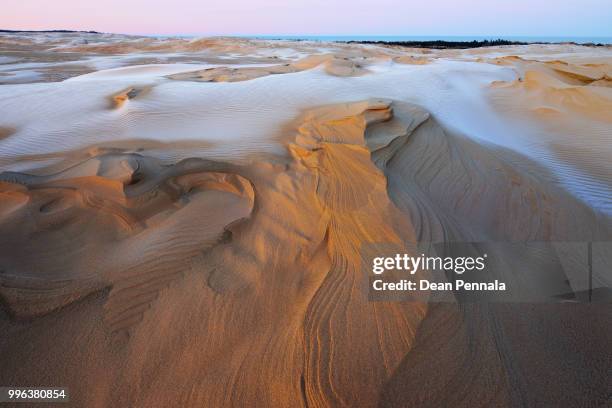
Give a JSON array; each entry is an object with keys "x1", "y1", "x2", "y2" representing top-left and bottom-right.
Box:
[{"x1": 250, "y1": 35, "x2": 612, "y2": 44}]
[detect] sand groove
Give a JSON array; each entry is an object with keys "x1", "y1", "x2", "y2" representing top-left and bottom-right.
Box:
[
  {"x1": 0, "y1": 94, "x2": 610, "y2": 407},
  {"x1": 0, "y1": 154, "x2": 255, "y2": 322}
]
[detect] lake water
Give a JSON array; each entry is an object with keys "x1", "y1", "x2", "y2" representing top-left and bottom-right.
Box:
[{"x1": 250, "y1": 35, "x2": 612, "y2": 45}]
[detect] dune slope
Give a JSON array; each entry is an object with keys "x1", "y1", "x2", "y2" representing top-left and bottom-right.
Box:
[
  {"x1": 0, "y1": 34, "x2": 610, "y2": 407},
  {"x1": 1, "y1": 97, "x2": 610, "y2": 407}
]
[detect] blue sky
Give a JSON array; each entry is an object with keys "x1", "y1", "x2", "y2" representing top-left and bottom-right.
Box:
[{"x1": 2, "y1": 0, "x2": 611, "y2": 37}]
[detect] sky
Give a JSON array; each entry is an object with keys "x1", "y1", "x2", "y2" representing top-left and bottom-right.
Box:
[{"x1": 2, "y1": 0, "x2": 612, "y2": 37}]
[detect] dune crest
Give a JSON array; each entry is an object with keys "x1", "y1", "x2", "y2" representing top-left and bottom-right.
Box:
[
  {"x1": 0, "y1": 99, "x2": 431, "y2": 407},
  {"x1": 2, "y1": 96, "x2": 608, "y2": 406},
  {"x1": 0, "y1": 154, "x2": 254, "y2": 321},
  {"x1": 489, "y1": 56, "x2": 612, "y2": 122},
  {"x1": 1, "y1": 34, "x2": 611, "y2": 407},
  {"x1": 167, "y1": 54, "x2": 370, "y2": 83}
]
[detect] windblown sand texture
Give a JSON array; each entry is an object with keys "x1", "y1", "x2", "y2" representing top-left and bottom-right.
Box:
[{"x1": 0, "y1": 33, "x2": 611, "y2": 407}]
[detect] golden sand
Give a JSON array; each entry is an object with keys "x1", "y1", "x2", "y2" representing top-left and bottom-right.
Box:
[{"x1": 0, "y1": 33, "x2": 610, "y2": 407}]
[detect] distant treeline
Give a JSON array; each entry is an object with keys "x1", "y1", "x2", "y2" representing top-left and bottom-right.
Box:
[
  {"x1": 0, "y1": 29, "x2": 100, "y2": 34},
  {"x1": 346, "y1": 39, "x2": 607, "y2": 48}
]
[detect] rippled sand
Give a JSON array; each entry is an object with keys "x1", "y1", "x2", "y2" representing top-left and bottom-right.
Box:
[{"x1": 0, "y1": 33, "x2": 610, "y2": 407}]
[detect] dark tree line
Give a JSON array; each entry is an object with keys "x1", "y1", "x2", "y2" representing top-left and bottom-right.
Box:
[{"x1": 345, "y1": 39, "x2": 607, "y2": 48}]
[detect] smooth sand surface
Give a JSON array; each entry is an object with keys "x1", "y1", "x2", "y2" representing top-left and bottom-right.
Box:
[{"x1": 0, "y1": 33, "x2": 611, "y2": 407}]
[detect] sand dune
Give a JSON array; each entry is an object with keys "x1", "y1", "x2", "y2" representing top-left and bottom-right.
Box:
[
  {"x1": 167, "y1": 54, "x2": 370, "y2": 83},
  {"x1": 0, "y1": 99, "x2": 427, "y2": 407},
  {"x1": 0, "y1": 33, "x2": 610, "y2": 407},
  {"x1": 490, "y1": 56, "x2": 612, "y2": 122},
  {"x1": 0, "y1": 153, "x2": 254, "y2": 321},
  {"x1": 485, "y1": 56, "x2": 612, "y2": 214},
  {"x1": 1, "y1": 97, "x2": 610, "y2": 406}
]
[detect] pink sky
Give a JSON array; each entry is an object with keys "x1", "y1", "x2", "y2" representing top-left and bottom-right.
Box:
[{"x1": 2, "y1": 0, "x2": 611, "y2": 36}]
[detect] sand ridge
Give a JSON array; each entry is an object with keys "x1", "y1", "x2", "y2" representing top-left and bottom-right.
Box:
[
  {"x1": 0, "y1": 153, "x2": 255, "y2": 322},
  {"x1": 0, "y1": 34, "x2": 611, "y2": 407},
  {"x1": 1, "y1": 99, "x2": 430, "y2": 407},
  {"x1": 1, "y1": 97, "x2": 610, "y2": 406},
  {"x1": 166, "y1": 54, "x2": 372, "y2": 83},
  {"x1": 489, "y1": 55, "x2": 612, "y2": 122}
]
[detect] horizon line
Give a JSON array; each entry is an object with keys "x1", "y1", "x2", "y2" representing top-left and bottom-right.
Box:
[{"x1": 1, "y1": 29, "x2": 612, "y2": 38}]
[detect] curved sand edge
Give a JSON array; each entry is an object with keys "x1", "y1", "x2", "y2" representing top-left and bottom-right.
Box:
[{"x1": 1, "y1": 98, "x2": 610, "y2": 406}]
